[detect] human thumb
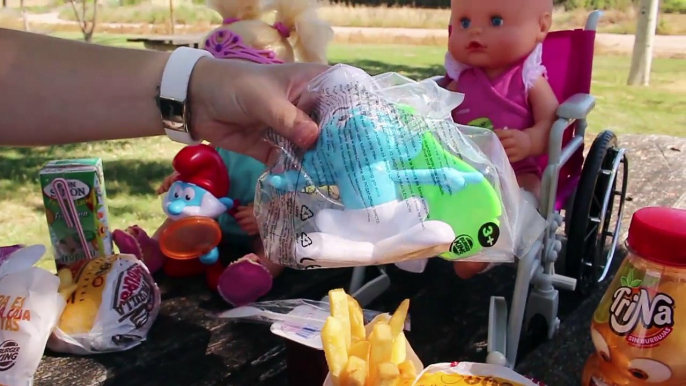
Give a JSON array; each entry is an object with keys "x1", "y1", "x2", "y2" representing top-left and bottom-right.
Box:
[
  {"x1": 263, "y1": 97, "x2": 320, "y2": 148},
  {"x1": 262, "y1": 63, "x2": 329, "y2": 148}
]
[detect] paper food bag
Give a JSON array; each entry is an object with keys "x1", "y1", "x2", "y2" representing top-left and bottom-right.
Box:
[
  {"x1": 47, "y1": 254, "x2": 160, "y2": 355},
  {"x1": 323, "y1": 313, "x2": 423, "y2": 386},
  {"x1": 0, "y1": 245, "x2": 65, "y2": 386},
  {"x1": 407, "y1": 362, "x2": 545, "y2": 386}
]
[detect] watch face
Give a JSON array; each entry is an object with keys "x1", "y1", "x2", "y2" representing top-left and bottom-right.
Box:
[{"x1": 159, "y1": 97, "x2": 185, "y2": 122}]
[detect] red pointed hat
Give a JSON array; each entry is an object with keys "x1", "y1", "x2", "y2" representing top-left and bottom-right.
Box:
[{"x1": 172, "y1": 144, "x2": 230, "y2": 199}]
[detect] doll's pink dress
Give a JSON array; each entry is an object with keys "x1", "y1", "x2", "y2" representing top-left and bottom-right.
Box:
[{"x1": 445, "y1": 43, "x2": 547, "y2": 179}]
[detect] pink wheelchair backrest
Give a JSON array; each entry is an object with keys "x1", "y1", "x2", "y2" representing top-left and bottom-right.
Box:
[{"x1": 537, "y1": 28, "x2": 597, "y2": 211}]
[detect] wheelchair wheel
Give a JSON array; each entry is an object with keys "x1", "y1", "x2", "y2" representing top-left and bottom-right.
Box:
[{"x1": 566, "y1": 130, "x2": 628, "y2": 296}]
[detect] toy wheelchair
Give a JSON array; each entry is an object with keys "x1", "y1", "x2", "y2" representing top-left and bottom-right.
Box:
[{"x1": 341, "y1": 10, "x2": 629, "y2": 368}]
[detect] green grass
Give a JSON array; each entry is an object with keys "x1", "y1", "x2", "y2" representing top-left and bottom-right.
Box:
[
  {"x1": 48, "y1": 31, "x2": 146, "y2": 48},
  {"x1": 1, "y1": 39, "x2": 684, "y2": 271}
]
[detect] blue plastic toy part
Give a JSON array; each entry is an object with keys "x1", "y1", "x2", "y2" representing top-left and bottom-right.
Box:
[
  {"x1": 163, "y1": 181, "x2": 234, "y2": 219},
  {"x1": 199, "y1": 247, "x2": 220, "y2": 265},
  {"x1": 265, "y1": 106, "x2": 483, "y2": 207}
]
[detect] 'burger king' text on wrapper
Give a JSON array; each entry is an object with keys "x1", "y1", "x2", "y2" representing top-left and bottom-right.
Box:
[
  {"x1": 0, "y1": 245, "x2": 66, "y2": 386},
  {"x1": 47, "y1": 254, "x2": 161, "y2": 355}
]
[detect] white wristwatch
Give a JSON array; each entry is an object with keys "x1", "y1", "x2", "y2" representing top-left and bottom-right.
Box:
[{"x1": 158, "y1": 47, "x2": 213, "y2": 145}]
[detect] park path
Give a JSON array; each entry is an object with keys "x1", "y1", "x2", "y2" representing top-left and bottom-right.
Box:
[{"x1": 25, "y1": 12, "x2": 686, "y2": 57}]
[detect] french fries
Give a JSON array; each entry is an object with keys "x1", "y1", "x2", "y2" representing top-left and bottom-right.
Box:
[{"x1": 321, "y1": 288, "x2": 414, "y2": 386}]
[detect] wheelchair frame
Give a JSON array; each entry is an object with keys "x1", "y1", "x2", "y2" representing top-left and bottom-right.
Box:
[{"x1": 335, "y1": 10, "x2": 630, "y2": 369}]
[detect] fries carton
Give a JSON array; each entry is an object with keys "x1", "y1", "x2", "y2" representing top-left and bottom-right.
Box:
[
  {"x1": 320, "y1": 289, "x2": 422, "y2": 386},
  {"x1": 323, "y1": 313, "x2": 423, "y2": 386}
]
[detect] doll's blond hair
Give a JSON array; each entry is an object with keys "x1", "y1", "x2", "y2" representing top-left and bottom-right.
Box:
[{"x1": 205, "y1": 0, "x2": 333, "y2": 64}]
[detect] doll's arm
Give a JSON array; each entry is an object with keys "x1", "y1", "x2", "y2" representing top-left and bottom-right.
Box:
[{"x1": 524, "y1": 76, "x2": 559, "y2": 156}]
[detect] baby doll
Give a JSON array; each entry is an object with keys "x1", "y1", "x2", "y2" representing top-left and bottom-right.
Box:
[
  {"x1": 121, "y1": 0, "x2": 333, "y2": 307},
  {"x1": 444, "y1": 0, "x2": 558, "y2": 279}
]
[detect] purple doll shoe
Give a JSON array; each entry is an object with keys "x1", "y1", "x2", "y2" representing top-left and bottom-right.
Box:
[
  {"x1": 217, "y1": 254, "x2": 273, "y2": 307},
  {"x1": 112, "y1": 226, "x2": 164, "y2": 274}
]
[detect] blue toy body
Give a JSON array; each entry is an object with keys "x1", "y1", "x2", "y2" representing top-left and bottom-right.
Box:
[{"x1": 266, "y1": 106, "x2": 483, "y2": 207}]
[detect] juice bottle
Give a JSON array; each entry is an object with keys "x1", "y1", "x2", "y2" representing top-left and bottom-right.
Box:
[{"x1": 582, "y1": 207, "x2": 686, "y2": 386}]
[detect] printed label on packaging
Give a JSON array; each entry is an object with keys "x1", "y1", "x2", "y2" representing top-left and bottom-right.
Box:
[{"x1": 39, "y1": 158, "x2": 112, "y2": 267}]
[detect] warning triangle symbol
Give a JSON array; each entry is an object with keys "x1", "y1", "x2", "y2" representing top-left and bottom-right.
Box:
[
  {"x1": 300, "y1": 205, "x2": 314, "y2": 222},
  {"x1": 299, "y1": 232, "x2": 313, "y2": 248}
]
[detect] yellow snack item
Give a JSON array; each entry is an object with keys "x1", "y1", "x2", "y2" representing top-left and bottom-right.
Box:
[
  {"x1": 48, "y1": 253, "x2": 161, "y2": 355},
  {"x1": 321, "y1": 288, "x2": 421, "y2": 386},
  {"x1": 340, "y1": 356, "x2": 367, "y2": 386},
  {"x1": 329, "y1": 289, "x2": 352, "y2": 351},
  {"x1": 56, "y1": 255, "x2": 118, "y2": 335}
]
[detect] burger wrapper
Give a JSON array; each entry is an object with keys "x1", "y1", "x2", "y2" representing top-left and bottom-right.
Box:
[
  {"x1": 47, "y1": 254, "x2": 161, "y2": 355},
  {"x1": 323, "y1": 313, "x2": 423, "y2": 386},
  {"x1": 406, "y1": 362, "x2": 545, "y2": 385},
  {"x1": 0, "y1": 245, "x2": 65, "y2": 386}
]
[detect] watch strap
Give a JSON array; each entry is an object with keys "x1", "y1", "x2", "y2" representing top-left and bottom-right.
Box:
[{"x1": 159, "y1": 47, "x2": 213, "y2": 145}]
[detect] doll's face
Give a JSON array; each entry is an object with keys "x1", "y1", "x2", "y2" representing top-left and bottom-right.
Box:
[{"x1": 448, "y1": 0, "x2": 551, "y2": 71}]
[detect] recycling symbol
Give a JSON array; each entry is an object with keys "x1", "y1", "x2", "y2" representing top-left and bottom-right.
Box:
[
  {"x1": 299, "y1": 232, "x2": 312, "y2": 248},
  {"x1": 300, "y1": 205, "x2": 314, "y2": 222}
]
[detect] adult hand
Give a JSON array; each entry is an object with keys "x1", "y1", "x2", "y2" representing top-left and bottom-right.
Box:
[
  {"x1": 494, "y1": 129, "x2": 532, "y2": 163},
  {"x1": 189, "y1": 59, "x2": 329, "y2": 164}
]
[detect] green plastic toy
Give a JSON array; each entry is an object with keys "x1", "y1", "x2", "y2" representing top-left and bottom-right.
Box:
[{"x1": 394, "y1": 104, "x2": 503, "y2": 260}]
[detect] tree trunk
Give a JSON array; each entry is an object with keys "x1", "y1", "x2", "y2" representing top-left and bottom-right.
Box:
[
  {"x1": 20, "y1": 0, "x2": 29, "y2": 31},
  {"x1": 169, "y1": 0, "x2": 175, "y2": 34},
  {"x1": 627, "y1": 0, "x2": 659, "y2": 86},
  {"x1": 69, "y1": 0, "x2": 98, "y2": 42}
]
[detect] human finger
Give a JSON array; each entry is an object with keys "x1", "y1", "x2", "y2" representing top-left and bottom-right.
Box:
[
  {"x1": 234, "y1": 209, "x2": 251, "y2": 220},
  {"x1": 258, "y1": 95, "x2": 319, "y2": 148},
  {"x1": 494, "y1": 129, "x2": 513, "y2": 139},
  {"x1": 500, "y1": 138, "x2": 517, "y2": 148},
  {"x1": 260, "y1": 63, "x2": 328, "y2": 147}
]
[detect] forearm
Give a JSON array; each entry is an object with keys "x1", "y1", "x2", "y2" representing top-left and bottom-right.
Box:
[
  {"x1": 0, "y1": 29, "x2": 171, "y2": 146},
  {"x1": 524, "y1": 122, "x2": 552, "y2": 156},
  {"x1": 526, "y1": 76, "x2": 558, "y2": 157}
]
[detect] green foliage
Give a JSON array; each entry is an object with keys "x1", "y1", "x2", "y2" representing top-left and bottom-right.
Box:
[{"x1": 663, "y1": 0, "x2": 686, "y2": 13}]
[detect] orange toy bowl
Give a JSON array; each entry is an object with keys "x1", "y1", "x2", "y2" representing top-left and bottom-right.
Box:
[{"x1": 159, "y1": 216, "x2": 222, "y2": 261}]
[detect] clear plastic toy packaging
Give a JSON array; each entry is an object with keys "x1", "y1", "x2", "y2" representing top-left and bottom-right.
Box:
[{"x1": 255, "y1": 64, "x2": 544, "y2": 269}]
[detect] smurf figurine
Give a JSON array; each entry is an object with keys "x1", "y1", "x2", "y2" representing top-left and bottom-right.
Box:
[
  {"x1": 265, "y1": 65, "x2": 486, "y2": 268},
  {"x1": 162, "y1": 144, "x2": 235, "y2": 264}
]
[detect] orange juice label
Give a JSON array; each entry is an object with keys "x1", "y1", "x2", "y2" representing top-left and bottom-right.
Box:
[
  {"x1": 586, "y1": 257, "x2": 686, "y2": 385},
  {"x1": 597, "y1": 266, "x2": 676, "y2": 348}
]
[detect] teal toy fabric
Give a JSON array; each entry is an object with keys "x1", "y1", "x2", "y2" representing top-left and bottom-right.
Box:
[{"x1": 216, "y1": 148, "x2": 267, "y2": 239}]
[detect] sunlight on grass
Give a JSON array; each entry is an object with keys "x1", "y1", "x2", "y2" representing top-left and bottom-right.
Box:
[
  {"x1": 44, "y1": 4, "x2": 686, "y2": 34},
  {"x1": 0, "y1": 42, "x2": 683, "y2": 266}
]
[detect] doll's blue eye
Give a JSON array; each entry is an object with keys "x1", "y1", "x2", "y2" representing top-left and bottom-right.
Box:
[
  {"x1": 459, "y1": 18, "x2": 471, "y2": 29},
  {"x1": 491, "y1": 16, "x2": 504, "y2": 27}
]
